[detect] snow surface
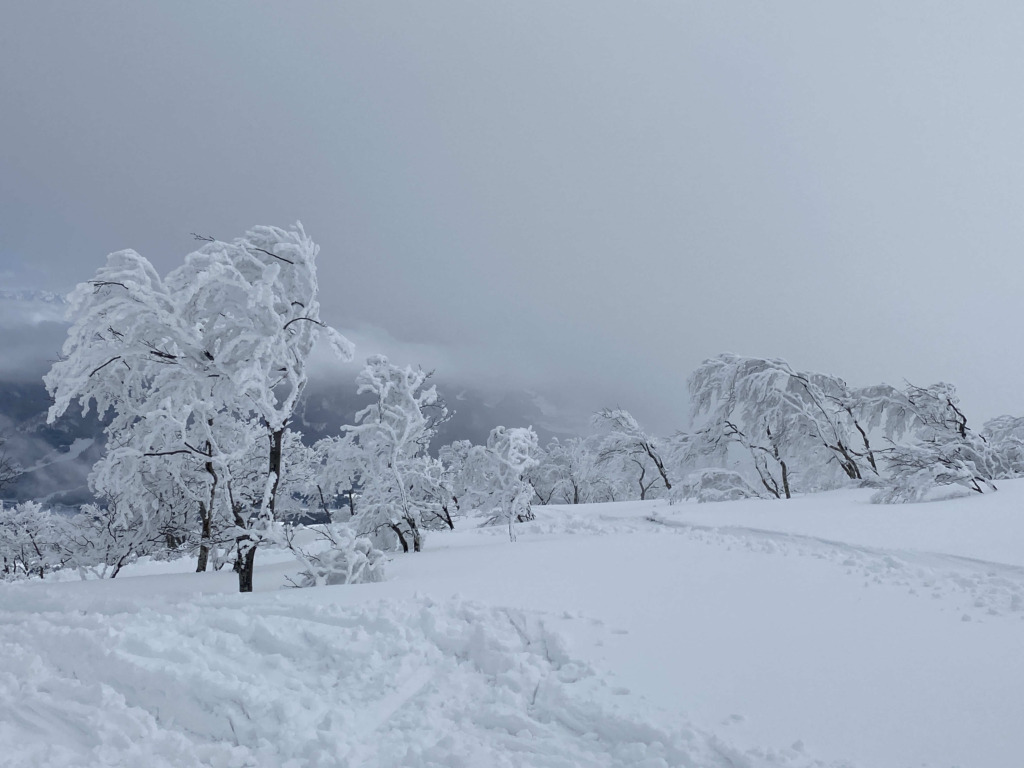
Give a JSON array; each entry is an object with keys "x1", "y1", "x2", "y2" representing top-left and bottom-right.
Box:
[{"x1": 4, "y1": 482, "x2": 1024, "y2": 767}]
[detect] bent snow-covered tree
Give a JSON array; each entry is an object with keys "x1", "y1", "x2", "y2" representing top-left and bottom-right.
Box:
[
  {"x1": 593, "y1": 409, "x2": 672, "y2": 500},
  {"x1": 872, "y1": 382, "x2": 997, "y2": 503},
  {"x1": 44, "y1": 224, "x2": 353, "y2": 592},
  {"x1": 687, "y1": 354, "x2": 888, "y2": 497}
]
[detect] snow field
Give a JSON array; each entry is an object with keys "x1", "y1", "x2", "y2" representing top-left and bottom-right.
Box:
[
  {"x1": 0, "y1": 586, "x2": 833, "y2": 768},
  {"x1": 5, "y1": 483, "x2": 1024, "y2": 767}
]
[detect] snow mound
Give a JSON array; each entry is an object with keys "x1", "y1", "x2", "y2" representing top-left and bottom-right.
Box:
[{"x1": 0, "y1": 591, "x2": 835, "y2": 768}]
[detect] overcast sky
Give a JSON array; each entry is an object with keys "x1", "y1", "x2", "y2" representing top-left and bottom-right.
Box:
[{"x1": 3, "y1": 2, "x2": 1024, "y2": 430}]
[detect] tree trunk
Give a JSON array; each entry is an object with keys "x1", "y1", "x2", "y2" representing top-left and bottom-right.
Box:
[
  {"x1": 317, "y1": 484, "x2": 330, "y2": 519},
  {"x1": 766, "y1": 426, "x2": 791, "y2": 499},
  {"x1": 830, "y1": 441, "x2": 862, "y2": 480},
  {"x1": 267, "y1": 427, "x2": 284, "y2": 518},
  {"x1": 234, "y1": 427, "x2": 284, "y2": 593},
  {"x1": 237, "y1": 542, "x2": 256, "y2": 593},
  {"x1": 198, "y1": 439, "x2": 218, "y2": 572},
  {"x1": 196, "y1": 501, "x2": 212, "y2": 573},
  {"x1": 390, "y1": 523, "x2": 409, "y2": 553},
  {"x1": 643, "y1": 444, "x2": 672, "y2": 491},
  {"x1": 849, "y1": 414, "x2": 879, "y2": 474}
]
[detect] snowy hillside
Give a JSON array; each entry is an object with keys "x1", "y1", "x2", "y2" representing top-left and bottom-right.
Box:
[{"x1": 4, "y1": 484, "x2": 1023, "y2": 768}]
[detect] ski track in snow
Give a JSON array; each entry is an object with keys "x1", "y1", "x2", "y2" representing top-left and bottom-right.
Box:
[
  {"x1": 0, "y1": 588, "x2": 843, "y2": 768},
  {"x1": 499, "y1": 505, "x2": 1024, "y2": 622},
  {"x1": 646, "y1": 515, "x2": 1024, "y2": 622}
]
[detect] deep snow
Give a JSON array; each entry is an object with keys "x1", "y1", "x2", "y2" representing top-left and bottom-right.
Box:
[{"x1": 3, "y1": 482, "x2": 1024, "y2": 767}]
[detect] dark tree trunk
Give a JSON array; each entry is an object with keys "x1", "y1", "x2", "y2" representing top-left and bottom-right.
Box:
[
  {"x1": 198, "y1": 436, "x2": 218, "y2": 572},
  {"x1": 643, "y1": 444, "x2": 672, "y2": 491},
  {"x1": 317, "y1": 484, "x2": 330, "y2": 519},
  {"x1": 267, "y1": 427, "x2": 284, "y2": 518},
  {"x1": 849, "y1": 414, "x2": 879, "y2": 474},
  {"x1": 235, "y1": 426, "x2": 285, "y2": 593},
  {"x1": 237, "y1": 543, "x2": 256, "y2": 593},
  {"x1": 390, "y1": 523, "x2": 409, "y2": 553},
  {"x1": 230, "y1": 496, "x2": 250, "y2": 587},
  {"x1": 757, "y1": 469, "x2": 781, "y2": 499},
  {"x1": 196, "y1": 501, "x2": 212, "y2": 573}
]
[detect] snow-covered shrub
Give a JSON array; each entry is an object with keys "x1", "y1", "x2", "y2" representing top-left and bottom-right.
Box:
[
  {"x1": 0, "y1": 501, "x2": 69, "y2": 580},
  {"x1": 671, "y1": 469, "x2": 763, "y2": 504},
  {"x1": 0, "y1": 500, "x2": 153, "y2": 581},
  {"x1": 284, "y1": 524, "x2": 385, "y2": 588},
  {"x1": 61, "y1": 501, "x2": 174, "y2": 578},
  {"x1": 981, "y1": 415, "x2": 1024, "y2": 479},
  {"x1": 871, "y1": 442, "x2": 996, "y2": 504}
]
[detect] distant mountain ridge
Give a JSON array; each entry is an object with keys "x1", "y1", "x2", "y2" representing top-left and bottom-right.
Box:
[
  {"x1": 0, "y1": 288, "x2": 67, "y2": 304},
  {"x1": 1, "y1": 376, "x2": 572, "y2": 506},
  {"x1": 0, "y1": 289, "x2": 575, "y2": 506}
]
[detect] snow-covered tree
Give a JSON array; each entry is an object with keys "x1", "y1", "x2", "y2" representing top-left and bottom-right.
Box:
[
  {"x1": 532, "y1": 436, "x2": 615, "y2": 505},
  {"x1": 687, "y1": 354, "x2": 890, "y2": 497},
  {"x1": 60, "y1": 499, "x2": 186, "y2": 578},
  {"x1": 872, "y1": 383, "x2": 997, "y2": 502},
  {"x1": 308, "y1": 433, "x2": 360, "y2": 519},
  {"x1": 593, "y1": 409, "x2": 672, "y2": 500},
  {"x1": 0, "y1": 436, "x2": 19, "y2": 494},
  {"x1": 44, "y1": 224, "x2": 353, "y2": 591},
  {"x1": 332, "y1": 356, "x2": 450, "y2": 553},
  {"x1": 466, "y1": 426, "x2": 540, "y2": 540},
  {"x1": 437, "y1": 439, "x2": 476, "y2": 519},
  {"x1": 0, "y1": 501, "x2": 68, "y2": 580},
  {"x1": 981, "y1": 415, "x2": 1024, "y2": 479},
  {"x1": 90, "y1": 445, "x2": 199, "y2": 543}
]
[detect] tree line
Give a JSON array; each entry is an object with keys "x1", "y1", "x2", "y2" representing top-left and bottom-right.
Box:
[{"x1": 3, "y1": 225, "x2": 1022, "y2": 589}]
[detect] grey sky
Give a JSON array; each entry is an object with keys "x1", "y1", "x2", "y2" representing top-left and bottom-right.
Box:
[{"x1": 3, "y1": 2, "x2": 1024, "y2": 430}]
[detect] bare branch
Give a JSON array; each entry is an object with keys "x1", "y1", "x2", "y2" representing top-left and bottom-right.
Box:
[{"x1": 89, "y1": 356, "x2": 122, "y2": 377}]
